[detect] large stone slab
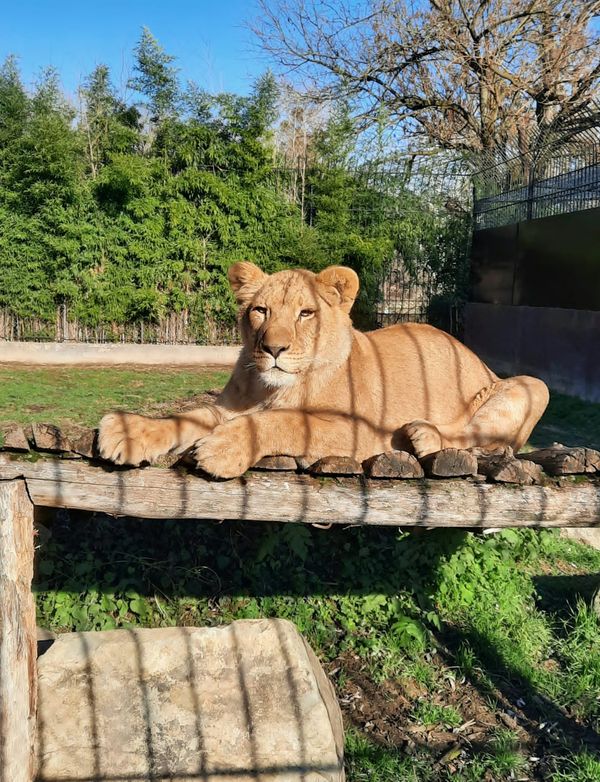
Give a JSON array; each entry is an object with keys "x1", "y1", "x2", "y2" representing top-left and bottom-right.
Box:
[
  {"x1": 36, "y1": 620, "x2": 344, "y2": 782},
  {"x1": 561, "y1": 528, "x2": 600, "y2": 551}
]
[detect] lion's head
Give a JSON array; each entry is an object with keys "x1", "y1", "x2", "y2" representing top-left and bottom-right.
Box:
[{"x1": 228, "y1": 262, "x2": 359, "y2": 387}]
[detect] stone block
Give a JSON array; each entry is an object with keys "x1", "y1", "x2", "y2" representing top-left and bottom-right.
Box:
[{"x1": 36, "y1": 620, "x2": 344, "y2": 782}]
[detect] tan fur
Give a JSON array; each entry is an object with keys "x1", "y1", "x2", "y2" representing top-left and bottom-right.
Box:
[{"x1": 98, "y1": 263, "x2": 549, "y2": 478}]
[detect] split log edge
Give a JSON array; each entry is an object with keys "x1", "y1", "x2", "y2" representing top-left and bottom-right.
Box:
[{"x1": 0, "y1": 456, "x2": 599, "y2": 528}]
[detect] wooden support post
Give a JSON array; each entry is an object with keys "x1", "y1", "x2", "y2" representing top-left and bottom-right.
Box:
[{"x1": 0, "y1": 479, "x2": 36, "y2": 782}]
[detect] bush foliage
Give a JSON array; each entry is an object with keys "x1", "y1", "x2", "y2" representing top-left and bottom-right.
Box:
[{"x1": 0, "y1": 30, "x2": 470, "y2": 338}]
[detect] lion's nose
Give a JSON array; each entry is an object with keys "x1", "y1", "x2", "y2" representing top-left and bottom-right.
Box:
[{"x1": 262, "y1": 343, "x2": 289, "y2": 359}]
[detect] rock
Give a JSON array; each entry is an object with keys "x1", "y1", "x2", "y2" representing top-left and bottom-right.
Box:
[
  {"x1": 561, "y1": 528, "x2": 600, "y2": 551},
  {"x1": 253, "y1": 455, "x2": 298, "y2": 471},
  {"x1": 419, "y1": 448, "x2": 477, "y2": 478},
  {"x1": 363, "y1": 451, "x2": 424, "y2": 479},
  {"x1": 31, "y1": 423, "x2": 71, "y2": 453},
  {"x1": 36, "y1": 620, "x2": 344, "y2": 782},
  {"x1": 36, "y1": 627, "x2": 56, "y2": 642},
  {"x1": 0, "y1": 423, "x2": 30, "y2": 451},
  {"x1": 308, "y1": 456, "x2": 363, "y2": 476},
  {"x1": 36, "y1": 626, "x2": 56, "y2": 657}
]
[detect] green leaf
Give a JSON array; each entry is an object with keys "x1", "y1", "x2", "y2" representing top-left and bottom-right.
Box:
[{"x1": 129, "y1": 597, "x2": 147, "y2": 616}]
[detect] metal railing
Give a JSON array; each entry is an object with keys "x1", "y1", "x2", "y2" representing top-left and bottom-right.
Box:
[{"x1": 473, "y1": 103, "x2": 600, "y2": 230}]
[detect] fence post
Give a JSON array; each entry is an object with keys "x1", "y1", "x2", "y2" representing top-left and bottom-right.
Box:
[
  {"x1": 0, "y1": 479, "x2": 37, "y2": 782},
  {"x1": 526, "y1": 161, "x2": 535, "y2": 221}
]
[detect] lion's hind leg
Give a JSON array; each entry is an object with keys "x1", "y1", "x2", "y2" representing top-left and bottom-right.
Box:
[{"x1": 437, "y1": 376, "x2": 550, "y2": 454}]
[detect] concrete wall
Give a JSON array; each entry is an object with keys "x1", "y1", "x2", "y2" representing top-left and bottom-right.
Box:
[
  {"x1": 0, "y1": 341, "x2": 240, "y2": 367},
  {"x1": 463, "y1": 303, "x2": 600, "y2": 402}
]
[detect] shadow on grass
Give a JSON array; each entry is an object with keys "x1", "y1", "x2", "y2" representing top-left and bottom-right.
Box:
[
  {"x1": 529, "y1": 391, "x2": 600, "y2": 451},
  {"x1": 34, "y1": 511, "x2": 600, "y2": 776},
  {"x1": 534, "y1": 573, "x2": 600, "y2": 621}
]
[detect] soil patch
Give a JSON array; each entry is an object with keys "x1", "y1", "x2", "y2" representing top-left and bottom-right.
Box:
[{"x1": 329, "y1": 649, "x2": 600, "y2": 779}]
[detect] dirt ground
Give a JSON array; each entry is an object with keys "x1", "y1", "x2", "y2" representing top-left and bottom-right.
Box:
[{"x1": 333, "y1": 647, "x2": 600, "y2": 780}]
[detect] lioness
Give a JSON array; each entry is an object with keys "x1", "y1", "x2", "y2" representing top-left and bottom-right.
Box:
[{"x1": 98, "y1": 262, "x2": 549, "y2": 478}]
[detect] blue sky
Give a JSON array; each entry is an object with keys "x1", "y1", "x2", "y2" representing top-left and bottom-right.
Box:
[{"x1": 1, "y1": 0, "x2": 267, "y2": 99}]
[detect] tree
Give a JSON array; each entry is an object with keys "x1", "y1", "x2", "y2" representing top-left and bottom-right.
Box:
[
  {"x1": 80, "y1": 65, "x2": 140, "y2": 177},
  {"x1": 6, "y1": 68, "x2": 82, "y2": 212},
  {"x1": 0, "y1": 56, "x2": 28, "y2": 150},
  {"x1": 128, "y1": 27, "x2": 180, "y2": 125},
  {"x1": 0, "y1": 33, "x2": 465, "y2": 338},
  {"x1": 255, "y1": 0, "x2": 600, "y2": 159}
]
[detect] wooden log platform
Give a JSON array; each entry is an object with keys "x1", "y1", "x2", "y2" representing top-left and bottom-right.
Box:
[
  {"x1": 0, "y1": 453, "x2": 599, "y2": 528},
  {"x1": 0, "y1": 427, "x2": 598, "y2": 782}
]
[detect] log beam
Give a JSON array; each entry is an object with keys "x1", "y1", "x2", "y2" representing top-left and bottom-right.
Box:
[
  {"x1": 0, "y1": 456, "x2": 598, "y2": 528},
  {"x1": 0, "y1": 479, "x2": 36, "y2": 782}
]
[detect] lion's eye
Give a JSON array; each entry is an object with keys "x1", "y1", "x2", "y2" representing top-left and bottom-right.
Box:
[
  {"x1": 299, "y1": 309, "x2": 315, "y2": 319},
  {"x1": 253, "y1": 306, "x2": 267, "y2": 316}
]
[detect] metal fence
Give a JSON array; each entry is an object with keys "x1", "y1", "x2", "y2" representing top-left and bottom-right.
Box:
[
  {"x1": 375, "y1": 258, "x2": 464, "y2": 335},
  {"x1": 305, "y1": 155, "x2": 472, "y2": 335},
  {"x1": 473, "y1": 104, "x2": 600, "y2": 230}
]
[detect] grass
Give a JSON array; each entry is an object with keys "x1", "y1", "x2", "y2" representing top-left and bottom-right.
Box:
[
  {"x1": 551, "y1": 752, "x2": 600, "y2": 782},
  {"x1": 411, "y1": 702, "x2": 463, "y2": 729},
  {"x1": 345, "y1": 730, "x2": 434, "y2": 781},
  {"x1": 531, "y1": 390, "x2": 600, "y2": 450},
  {"x1": 33, "y1": 518, "x2": 600, "y2": 781},
  {"x1": 0, "y1": 365, "x2": 230, "y2": 427},
  {"x1": 1, "y1": 366, "x2": 598, "y2": 779}
]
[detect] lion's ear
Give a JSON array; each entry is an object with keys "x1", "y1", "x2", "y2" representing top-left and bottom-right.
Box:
[
  {"x1": 316, "y1": 266, "x2": 359, "y2": 313},
  {"x1": 228, "y1": 261, "x2": 267, "y2": 306}
]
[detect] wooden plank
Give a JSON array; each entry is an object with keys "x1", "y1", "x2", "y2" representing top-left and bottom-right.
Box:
[
  {"x1": 0, "y1": 424, "x2": 29, "y2": 452},
  {"x1": 253, "y1": 456, "x2": 298, "y2": 471},
  {"x1": 0, "y1": 479, "x2": 37, "y2": 782},
  {"x1": 308, "y1": 456, "x2": 363, "y2": 476},
  {"x1": 1, "y1": 456, "x2": 599, "y2": 528},
  {"x1": 477, "y1": 454, "x2": 543, "y2": 485},
  {"x1": 31, "y1": 423, "x2": 71, "y2": 453}
]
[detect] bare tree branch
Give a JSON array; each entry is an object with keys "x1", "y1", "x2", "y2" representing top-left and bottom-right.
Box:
[{"x1": 254, "y1": 0, "x2": 600, "y2": 156}]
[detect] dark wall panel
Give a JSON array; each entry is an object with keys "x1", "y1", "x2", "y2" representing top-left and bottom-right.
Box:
[
  {"x1": 463, "y1": 303, "x2": 600, "y2": 403},
  {"x1": 471, "y1": 207, "x2": 600, "y2": 310},
  {"x1": 470, "y1": 223, "x2": 518, "y2": 305}
]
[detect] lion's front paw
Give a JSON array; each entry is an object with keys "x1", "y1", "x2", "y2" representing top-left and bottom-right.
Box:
[
  {"x1": 402, "y1": 419, "x2": 443, "y2": 458},
  {"x1": 191, "y1": 420, "x2": 256, "y2": 479},
  {"x1": 98, "y1": 412, "x2": 173, "y2": 466}
]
